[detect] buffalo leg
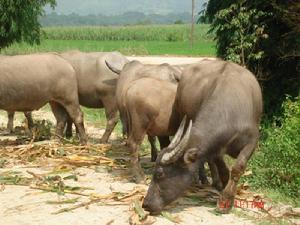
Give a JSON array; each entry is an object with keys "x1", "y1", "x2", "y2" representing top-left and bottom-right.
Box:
[
  {"x1": 198, "y1": 160, "x2": 209, "y2": 185},
  {"x1": 50, "y1": 102, "x2": 68, "y2": 139},
  {"x1": 6, "y1": 111, "x2": 14, "y2": 133},
  {"x1": 198, "y1": 159, "x2": 225, "y2": 188},
  {"x1": 6, "y1": 111, "x2": 34, "y2": 135},
  {"x1": 217, "y1": 137, "x2": 258, "y2": 213},
  {"x1": 24, "y1": 111, "x2": 34, "y2": 130},
  {"x1": 148, "y1": 135, "x2": 158, "y2": 162},
  {"x1": 214, "y1": 157, "x2": 230, "y2": 189},
  {"x1": 149, "y1": 136, "x2": 170, "y2": 162},
  {"x1": 100, "y1": 99, "x2": 118, "y2": 143},
  {"x1": 208, "y1": 160, "x2": 223, "y2": 190},
  {"x1": 120, "y1": 112, "x2": 128, "y2": 139},
  {"x1": 127, "y1": 120, "x2": 146, "y2": 183},
  {"x1": 64, "y1": 114, "x2": 80, "y2": 138},
  {"x1": 158, "y1": 136, "x2": 170, "y2": 149},
  {"x1": 148, "y1": 136, "x2": 170, "y2": 162},
  {"x1": 62, "y1": 103, "x2": 87, "y2": 145},
  {"x1": 127, "y1": 137, "x2": 145, "y2": 183},
  {"x1": 127, "y1": 115, "x2": 150, "y2": 183},
  {"x1": 65, "y1": 116, "x2": 73, "y2": 138}
]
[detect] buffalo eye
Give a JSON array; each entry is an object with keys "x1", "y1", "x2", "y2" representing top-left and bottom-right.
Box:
[{"x1": 155, "y1": 167, "x2": 165, "y2": 180}]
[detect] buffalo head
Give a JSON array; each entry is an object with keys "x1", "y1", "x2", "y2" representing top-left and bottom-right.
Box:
[{"x1": 142, "y1": 116, "x2": 200, "y2": 214}]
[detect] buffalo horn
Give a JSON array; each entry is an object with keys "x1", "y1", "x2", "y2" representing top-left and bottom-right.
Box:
[
  {"x1": 161, "y1": 119, "x2": 192, "y2": 164},
  {"x1": 105, "y1": 60, "x2": 122, "y2": 75},
  {"x1": 168, "y1": 115, "x2": 187, "y2": 149}
]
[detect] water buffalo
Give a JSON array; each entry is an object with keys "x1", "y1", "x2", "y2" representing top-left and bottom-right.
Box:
[
  {"x1": 60, "y1": 51, "x2": 128, "y2": 142},
  {"x1": 106, "y1": 60, "x2": 185, "y2": 182},
  {"x1": 143, "y1": 60, "x2": 263, "y2": 214},
  {"x1": 5, "y1": 111, "x2": 33, "y2": 133},
  {"x1": 0, "y1": 53, "x2": 87, "y2": 144}
]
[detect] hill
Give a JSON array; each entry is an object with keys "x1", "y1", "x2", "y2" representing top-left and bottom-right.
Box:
[{"x1": 45, "y1": 0, "x2": 205, "y2": 16}]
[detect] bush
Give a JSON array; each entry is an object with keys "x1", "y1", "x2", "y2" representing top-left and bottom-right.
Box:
[
  {"x1": 204, "y1": 0, "x2": 300, "y2": 115},
  {"x1": 246, "y1": 96, "x2": 300, "y2": 198},
  {"x1": 174, "y1": 20, "x2": 184, "y2": 24}
]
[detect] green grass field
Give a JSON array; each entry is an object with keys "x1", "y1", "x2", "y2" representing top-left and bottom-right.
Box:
[
  {"x1": 0, "y1": 24, "x2": 216, "y2": 56},
  {"x1": 1, "y1": 39, "x2": 215, "y2": 56}
]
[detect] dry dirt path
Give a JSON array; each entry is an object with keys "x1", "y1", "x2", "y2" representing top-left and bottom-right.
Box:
[
  {"x1": 127, "y1": 55, "x2": 216, "y2": 65},
  {"x1": 0, "y1": 110, "x2": 255, "y2": 225}
]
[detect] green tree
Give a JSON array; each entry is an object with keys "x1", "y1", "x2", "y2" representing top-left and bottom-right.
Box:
[
  {"x1": 174, "y1": 19, "x2": 184, "y2": 24},
  {"x1": 0, "y1": 0, "x2": 56, "y2": 49},
  {"x1": 197, "y1": 1, "x2": 209, "y2": 24},
  {"x1": 210, "y1": 1, "x2": 269, "y2": 66},
  {"x1": 205, "y1": 0, "x2": 300, "y2": 114}
]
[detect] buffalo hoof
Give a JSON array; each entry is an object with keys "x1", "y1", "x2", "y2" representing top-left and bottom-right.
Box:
[
  {"x1": 216, "y1": 196, "x2": 234, "y2": 214},
  {"x1": 80, "y1": 139, "x2": 88, "y2": 145},
  {"x1": 212, "y1": 180, "x2": 224, "y2": 191},
  {"x1": 1, "y1": 130, "x2": 13, "y2": 136},
  {"x1": 24, "y1": 128, "x2": 33, "y2": 137},
  {"x1": 132, "y1": 174, "x2": 145, "y2": 184},
  {"x1": 130, "y1": 168, "x2": 145, "y2": 184},
  {"x1": 198, "y1": 175, "x2": 209, "y2": 185},
  {"x1": 99, "y1": 138, "x2": 109, "y2": 144},
  {"x1": 65, "y1": 132, "x2": 73, "y2": 139},
  {"x1": 151, "y1": 154, "x2": 157, "y2": 162},
  {"x1": 216, "y1": 205, "x2": 232, "y2": 214},
  {"x1": 78, "y1": 135, "x2": 88, "y2": 145}
]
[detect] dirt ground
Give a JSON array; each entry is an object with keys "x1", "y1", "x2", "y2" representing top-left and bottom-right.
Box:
[
  {"x1": 0, "y1": 110, "x2": 257, "y2": 225},
  {"x1": 0, "y1": 57, "x2": 298, "y2": 225}
]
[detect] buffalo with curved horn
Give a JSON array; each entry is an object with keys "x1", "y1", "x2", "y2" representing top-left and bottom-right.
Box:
[{"x1": 143, "y1": 59, "x2": 263, "y2": 214}]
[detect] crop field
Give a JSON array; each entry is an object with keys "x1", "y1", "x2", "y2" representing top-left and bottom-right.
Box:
[
  {"x1": 0, "y1": 24, "x2": 216, "y2": 56},
  {"x1": 42, "y1": 24, "x2": 212, "y2": 42}
]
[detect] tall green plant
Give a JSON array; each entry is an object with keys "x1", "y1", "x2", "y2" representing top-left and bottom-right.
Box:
[
  {"x1": 204, "y1": 0, "x2": 300, "y2": 114},
  {"x1": 210, "y1": 1, "x2": 269, "y2": 66},
  {"x1": 247, "y1": 97, "x2": 300, "y2": 197}
]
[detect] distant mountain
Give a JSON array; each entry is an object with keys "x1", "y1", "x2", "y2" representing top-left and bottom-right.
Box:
[
  {"x1": 45, "y1": 0, "x2": 205, "y2": 16},
  {"x1": 41, "y1": 12, "x2": 192, "y2": 26}
]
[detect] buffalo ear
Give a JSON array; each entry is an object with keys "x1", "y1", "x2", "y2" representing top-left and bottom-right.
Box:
[{"x1": 183, "y1": 148, "x2": 198, "y2": 164}]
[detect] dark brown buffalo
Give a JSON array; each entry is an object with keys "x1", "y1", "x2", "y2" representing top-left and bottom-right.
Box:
[
  {"x1": 60, "y1": 51, "x2": 128, "y2": 142},
  {"x1": 0, "y1": 53, "x2": 87, "y2": 144},
  {"x1": 143, "y1": 60, "x2": 263, "y2": 214}
]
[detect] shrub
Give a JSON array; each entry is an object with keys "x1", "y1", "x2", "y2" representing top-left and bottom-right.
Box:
[
  {"x1": 246, "y1": 96, "x2": 300, "y2": 198},
  {"x1": 204, "y1": 0, "x2": 300, "y2": 115},
  {"x1": 174, "y1": 20, "x2": 184, "y2": 24}
]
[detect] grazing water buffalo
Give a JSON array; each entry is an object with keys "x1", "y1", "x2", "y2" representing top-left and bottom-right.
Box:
[
  {"x1": 5, "y1": 111, "x2": 33, "y2": 133},
  {"x1": 0, "y1": 53, "x2": 87, "y2": 144},
  {"x1": 143, "y1": 60, "x2": 263, "y2": 214},
  {"x1": 106, "y1": 60, "x2": 185, "y2": 182},
  {"x1": 60, "y1": 51, "x2": 128, "y2": 142}
]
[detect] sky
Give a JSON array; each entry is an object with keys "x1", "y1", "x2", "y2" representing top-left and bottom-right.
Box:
[{"x1": 45, "y1": 0, "x2": 205, "y2": 16}]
